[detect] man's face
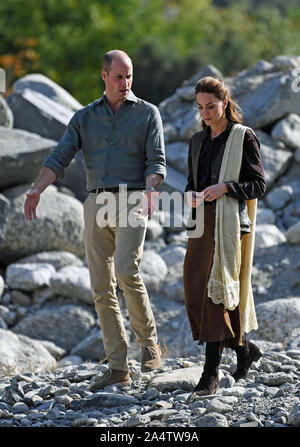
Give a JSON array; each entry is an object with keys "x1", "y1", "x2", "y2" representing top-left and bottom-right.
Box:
[{"x1": 102, "y1": 58, "x2": 133, "y2": 103}]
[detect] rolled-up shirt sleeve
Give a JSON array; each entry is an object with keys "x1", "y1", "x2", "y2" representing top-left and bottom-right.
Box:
[
  {"x1": 42, "y1": 113, "x2": 81, "y2": 178},
  {"x1": 225, "y1": 130, "x2": 266, "y2": 200},
  {"x1": 144, "y1": 106, "x2": 166, "y2": 180}
]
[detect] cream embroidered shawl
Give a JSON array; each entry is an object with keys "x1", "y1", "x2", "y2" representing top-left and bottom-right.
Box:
[{"x1": 207, "y1": 123, "x2": 258, "y2": 334}]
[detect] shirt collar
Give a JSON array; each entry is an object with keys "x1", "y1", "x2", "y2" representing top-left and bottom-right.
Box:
[
  {"x1": 206, "y1": 120, "x2": 233, "y2": 142},
  {"x1": 94, "y1": 90, "x2": 138, "y2": 106}
]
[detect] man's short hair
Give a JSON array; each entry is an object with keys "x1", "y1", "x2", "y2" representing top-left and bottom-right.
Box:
[{"x1": 102, "y1": 50, "x2": 132, "y2": 73}]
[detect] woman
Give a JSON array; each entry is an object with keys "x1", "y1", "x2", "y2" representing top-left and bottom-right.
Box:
[{"x1": 184, "y1": 76, "x2": 266, "y2": 398}]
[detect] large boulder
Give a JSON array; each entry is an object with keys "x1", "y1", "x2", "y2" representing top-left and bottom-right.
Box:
[
  {"x1": 140, "y1": 250, "x2": 168, "y2": 292},
  {"x1": 12, "y1": 304, "x2": 96, "y2": 351},
  {"x1": 49, "y1": 265, "x2": 93, "y2": 305},
  {"x1": 254, "y1": 130, "x2": 293, "y2": 187},
  {"x1": 0, "y1": 95, "x2": 13, "y2": 128},
  {"x1": 0, "y1": 328, "x2": 57, "y2": 374},
  {"x1": 12, "y1": 73, "x2": 83, "y2": 113},
  {"x1": 264, "y1": 185, "x2": 294, "y2": 211},
  {"x1": 0, "y1": 184, "x2": 85, "y2": 265},
  {"x1": 5, "y1": 262, "x2": 56, "y2": 291},
  {"x1": 165, "y1": 141, "x2": 189, "y2": 174},
  {"x1": 286, "y1": 221, "x2": 300, "y2": 244},
  {"x1": 6, "y1": 88, "x2": 74, "y2": 141},
  {"x1": 271, "y1": 113, "x2": 300, "y2": 149},
  {"x1": 253, "y1": 297, "x2": 300, "y2": 343},
  {"x1": 6, "y1": 74, "x2": 88, "y2": 202},
  {"x1": 227, "y1": 56, "x2": 300, "y2": 128},
  {"x1": 0, "y1": 127, "x2": 57, "y2": 190},
  {"x1": 255, "y1": 224, "x2": 287, "y2": 250},
  {"x1": 16, "y1": 250, "x2": 83, "y2": 270}
]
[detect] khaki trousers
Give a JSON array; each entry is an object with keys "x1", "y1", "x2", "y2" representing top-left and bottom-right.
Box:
[{"x1": 83, "y1": 191, "x2": 157, "y2": 372}]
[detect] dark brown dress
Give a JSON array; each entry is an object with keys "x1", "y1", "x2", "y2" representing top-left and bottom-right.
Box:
[{"x1": 184, "y1": 121, "x2": 266, "y2": 348}]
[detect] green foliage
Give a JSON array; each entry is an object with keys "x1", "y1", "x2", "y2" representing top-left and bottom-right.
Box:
[{"x1": 0, "y1": 0, "x2": 299, "y2": 105}]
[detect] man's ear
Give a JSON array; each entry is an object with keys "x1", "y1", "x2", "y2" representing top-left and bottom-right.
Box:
[{"x1": 101, "y1": 69, "x2": 107, "y2": 83}]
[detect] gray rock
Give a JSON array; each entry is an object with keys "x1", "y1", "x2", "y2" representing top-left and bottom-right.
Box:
[
  {"x1": 0, "y1": 275, "x2": 4, "y2": 298},
  {"x1": 150, "y1": 366, "x2": 223, "y2": 392},
  {"x1": 205, "y1": 398, "x2": 232, "y2": 414},
  {"x1": 5, "y1": 263, "x2": 56, "y2": 291},
  {"x1": 163, "y1": 122, "x2": 178, "y2": 144},
  {"x1": 219, "y1": 376, "x2": 235, "y2": 389},
  {"x1": 11, "y1": 402, "x2": 29, "y2": 414},
  {"x1": 10, "y1": 290, "x2": 31, "y2": 307},
  {"x1": 0, "y1": 305, "x2": 17, "y2": 326},
  {"x1": 162, "y1": 279, "x2": 185, "y2": 303},
  {"x1": 0, "y1": 96, "x2": 13, "y2": 127},
  {"x1": 256, "y1": 208, "x2": 276, "y2": 225},
  {"x1": 142, "y1": 387, "x2": 159, "y2": 401},
  {"x1": 16, "y1": 251, "x2": 83, "y2": 270},
  {"x1": 160, "y1": 245, "x2": 186, "y2": 271},
  {"x1": 295, "y1": 147, "x2": 300, "y2": 164},
  {"x1": 257, "y1": 372, "x2": 294, "y2": 386},
  {"x1": 49, "y1": 265, "x2": 93, "y2": 305},
  {"x1": 264, "y1": 185, "x2": 293, "y2": 211},
  {"x1": 0, "y1": 328, "x2": 56, "y2": 374},
  {"x1": 38, "y1": 340, "x2": 66, "y2": 360},
  {"x1": 165, "y1": 142, "x2": 189, "y2": 174},
  {"x1": 143, "y1": 408, "x2": 178, "y2": 421},
  {"x1": 271, "y1": 113, "x2": 300, "y2": 149},
  {"x1": 0, "y1": 127, "x2": 56, "y2": 190},
  {"x1": 288, "y1": 403, "x2": 300, "y2": 426},
  {"x1": 162, "y1": 165, "x2": 187, "y2": 194},
  {"x1": 184, "y1": 64, "x2": 224, "y2": 87},
  {"x1": 58, "y1": 355, "x2": 83, "y2": 367},
  {"x1": 254, "y1": 224, "x2": 287, "y2": 250},
  {"x1": 252, "y1": 131, "x2": 293, "y2": 187},
  {"x1": 6, "y1": 88, "x2": 73, "y2": 142},
  {"x1": 220, "y1": 386, "x2": 247, "y2": 397},
  {"x1": 0, "y1": 315, "x2": 8, "y2": 329},
  {"x1": 70, "y1": 392, "x2": 138, "y2": 410},
  {"x1": 195, "y1": 412, "x2": 228, "y2": 427},
  {"x1": 255, "y1": 298, "x2": 300, "y2": 342},
  {"x1": 271, "y1": 55, "x2": 300, "y2": 72},
  {"x1": 229, "y1": 70, "x2": 300, "y2": 128},
  {"x1": 12, "y1": 304, "x2": 96, "y2": 351},
  {"x1": 179, "y1": 109, "x2": 201, "y2": 141},
  {"x1": 12, "y1": 73, "x2": 82, "y2": 113},
  {"x1": 140, "y1": 250, "x2": 168, "y2": 292},
  {"x1": 286, "y1": 221, "x2": 300, "y2": 244},
  {"x1": 70, "y1": 328, "x2": 106, "y2": 361},
  {"x1": 125, "y1": 414, "x2": 151, "y2": 427},
  {"x1": 146, "y1": 219, "x2": 164, "y2": 241},
  {"x1": 0, "y1": 184, "x2": 85, "y2": 265}
]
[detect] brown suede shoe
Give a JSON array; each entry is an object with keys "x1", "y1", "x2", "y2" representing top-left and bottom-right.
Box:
[
  {"x1": 141, "y1": 343, "x2": 162, "y2": 372},
  {"x1": 90, "y1": 368, "x2": 131, "y2": 391}
]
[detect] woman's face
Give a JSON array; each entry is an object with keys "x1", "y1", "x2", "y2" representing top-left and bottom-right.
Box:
[{"x1": 196, "y1": 92, "x2": 227, "y2": 127}]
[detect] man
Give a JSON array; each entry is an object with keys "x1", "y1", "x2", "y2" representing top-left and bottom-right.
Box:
[{"x1": 24, "y1": 50, "x2": 166, "y2": 389}]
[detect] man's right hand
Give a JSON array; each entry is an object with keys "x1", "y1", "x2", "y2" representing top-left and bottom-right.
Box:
[{"x1": 24, "y1": 188, "x2": 41, "y2": 221}]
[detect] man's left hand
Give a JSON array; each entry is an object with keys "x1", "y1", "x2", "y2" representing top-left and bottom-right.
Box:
[{"x1": 142, "y1": 189, "x2": 160, "y2": 218}]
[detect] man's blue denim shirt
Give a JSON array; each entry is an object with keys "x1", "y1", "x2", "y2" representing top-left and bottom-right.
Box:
[{"x1": 42, "y1": 90, "x2": 166, "y2": 191}]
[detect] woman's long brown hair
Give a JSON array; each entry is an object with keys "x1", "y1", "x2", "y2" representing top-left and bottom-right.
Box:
[{"x1": 195, "y1": 76, "x2": 243, "y2": 129}]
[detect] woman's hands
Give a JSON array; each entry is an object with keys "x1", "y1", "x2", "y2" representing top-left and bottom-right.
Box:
[{"x1": 186, "y1": 183, "x2": 228, "y2": 208}]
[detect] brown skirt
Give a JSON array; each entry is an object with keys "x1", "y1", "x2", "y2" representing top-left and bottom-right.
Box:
[{"x1": 183, "y1": 203, "x2": 243, "y2": 348}]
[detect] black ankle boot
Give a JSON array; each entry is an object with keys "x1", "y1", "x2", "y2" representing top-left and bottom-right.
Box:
[
  {"x1": 232, "y1": 338, "x2": 262, "y2": 382},
  {"x1": 193, "y1": 341, "x2": 224, "y2": 396}
]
